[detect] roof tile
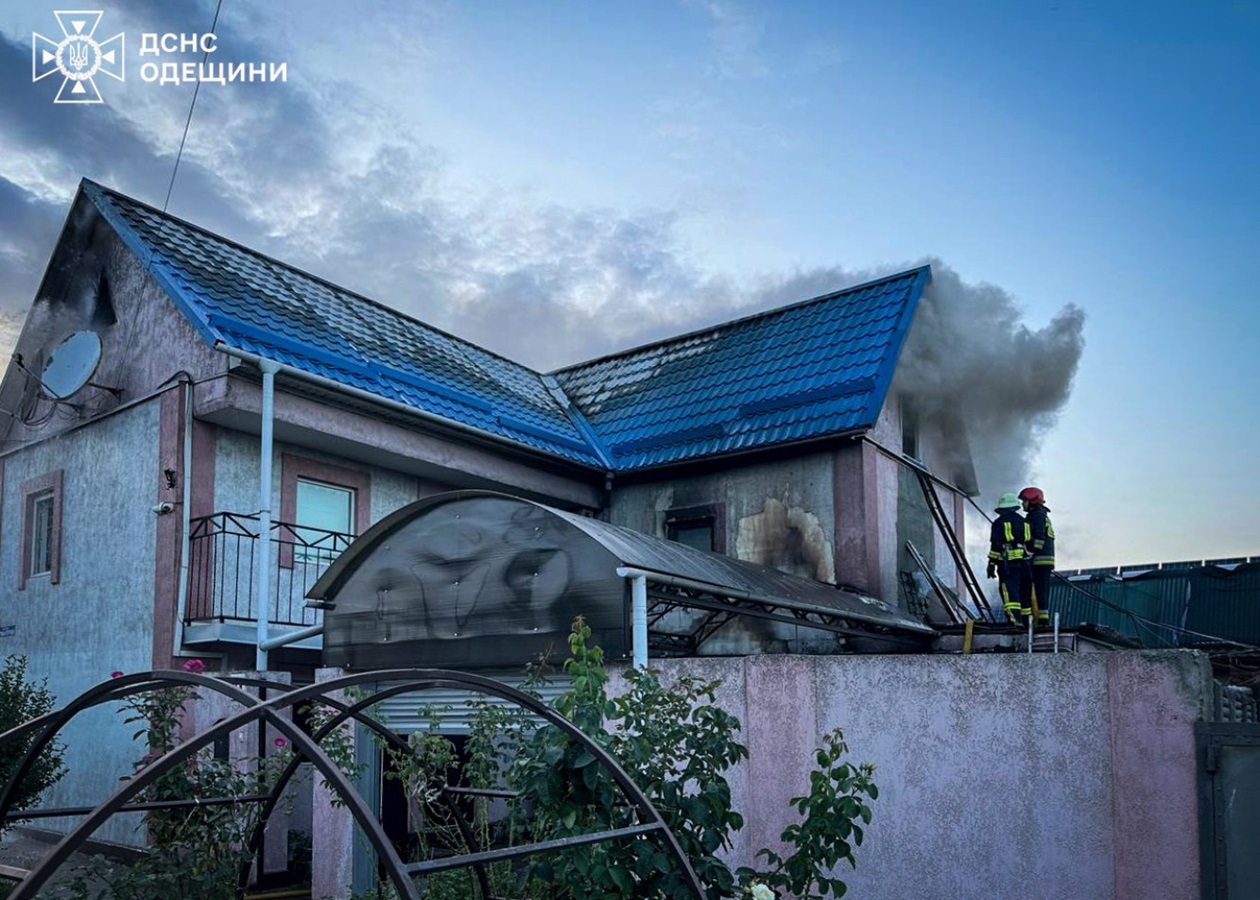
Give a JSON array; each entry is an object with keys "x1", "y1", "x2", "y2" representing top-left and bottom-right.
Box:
[{"x1": 84, "y1": 181, "x2": 928, "y2": 475}]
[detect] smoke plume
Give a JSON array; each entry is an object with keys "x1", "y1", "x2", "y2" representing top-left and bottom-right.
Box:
[{"x1": 891, "y1": 259, "x2": 1086, "y2": 506}]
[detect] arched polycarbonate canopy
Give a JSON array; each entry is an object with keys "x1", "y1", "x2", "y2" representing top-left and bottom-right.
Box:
[{"x1": 309, "y1": 491, "x2": 934, "y2": 670}]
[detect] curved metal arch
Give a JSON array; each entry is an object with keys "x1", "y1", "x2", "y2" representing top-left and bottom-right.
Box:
[
  {"x1": 0, "y1": 672, "x2": 214, "y2": 824},
  {"x1": 234, "y1": 683, "x2": 501, "y2": 899},
  {"x1": 2, "y1": 669, "x2": 707, "y2": 900},
  {"x1": 262, "y1": 669, "x2": 706, "y2": 896},
  {"x1": 8, "y1": 672, "x2": 418, "y2": 900}
]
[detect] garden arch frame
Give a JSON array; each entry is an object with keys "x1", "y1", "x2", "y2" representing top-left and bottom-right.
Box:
[{"x1": 0, "y1": 668, "x2": 706, "y2": 899}]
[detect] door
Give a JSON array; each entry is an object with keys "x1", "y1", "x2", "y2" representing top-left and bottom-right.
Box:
[{"x1": 1199, "y1": 722, "x2": 1260, "y2": 899}]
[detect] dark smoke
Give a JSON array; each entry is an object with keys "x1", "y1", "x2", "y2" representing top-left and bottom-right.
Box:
[{"x1": 891, "y1": 259, "x2": 1086, "y2": 505}]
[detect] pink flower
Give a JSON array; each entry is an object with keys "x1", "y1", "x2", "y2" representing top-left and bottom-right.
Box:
[
  {"x1": 274, "y1": 737, "x2": 288, "y2": 749},
  {"x1": 110, "y1": 671, "x2": 124, "y2": 679},
  {"x1": 181, "y1": 659, "x2": 206, "y2": 673}
]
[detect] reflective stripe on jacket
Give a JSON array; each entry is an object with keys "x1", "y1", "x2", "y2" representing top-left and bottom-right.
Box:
[
  {"x1": 1026, "y1": 505, "x2": 1055, "y2": 567},
  {"x1": 988, "y1": 510, "x2": 1030, "y2": 562}
]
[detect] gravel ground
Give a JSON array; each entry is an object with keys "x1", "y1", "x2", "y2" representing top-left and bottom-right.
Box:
[{"x1": 0, "y1": 828, "x2": 138, "y2": 897}]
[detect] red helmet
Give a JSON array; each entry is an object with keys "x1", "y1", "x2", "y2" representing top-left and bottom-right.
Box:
[{"x1": 1018, "y1": 486, "x2": 1045, "y2": 505}]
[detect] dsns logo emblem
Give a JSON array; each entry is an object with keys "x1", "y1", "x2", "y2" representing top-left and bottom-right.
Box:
[{"x1": 32, "y1": 10, "x2": 124, "y2": 104}]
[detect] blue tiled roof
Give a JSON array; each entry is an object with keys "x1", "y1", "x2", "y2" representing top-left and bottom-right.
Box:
[
  {"x1": 83, "y1": 181, "x2": 928, "y2": 474},
  {"x1": 551, "y1": 268, "x2": 929, "y2": 469},
  {"x1": 84, "y1": 182, "x2": 608, "y2": 467}
]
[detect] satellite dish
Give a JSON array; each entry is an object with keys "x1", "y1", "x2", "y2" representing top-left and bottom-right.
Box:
[{"x1": 40, "y1": 330, "x2": 102, "y2": 400}]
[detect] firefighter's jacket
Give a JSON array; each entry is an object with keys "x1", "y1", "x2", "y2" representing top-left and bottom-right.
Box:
[
  {"x1": 988, "y1": 510, "x2": 1030, "y2": 563},
  {"x1": 1026, "y1": 505, "x2": 1055, "y2": 567}
]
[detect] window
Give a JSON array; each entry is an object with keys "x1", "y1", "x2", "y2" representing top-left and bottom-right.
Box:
[
  {"x1": 20, "y1": 470, "x2": 63, "y2": 589},
  {"x1": 668, "y1": 519, "x2": 714, "y2": 552},
  {"x1": 294, "y1": 479, "x2": 353, "y2": 563},
  {"x1": 664, "y1": 504, "x2": 725, "y2": 554},
  {"x1": 279, "y1": 455, "x2": 370, "y2": 569},
  {"x1": 901, "y1": 395, "x2": 920, "y2": 460},
  {"x1": 29, "y1": 494, "x2": 54, "y2": 575}
]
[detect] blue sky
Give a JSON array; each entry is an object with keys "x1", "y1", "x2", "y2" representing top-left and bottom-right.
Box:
[{"x1": 0, "y1": 0, "x2": 1256, "y2": 568}]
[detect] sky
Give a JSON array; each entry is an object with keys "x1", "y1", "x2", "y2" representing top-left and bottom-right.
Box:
[{"x1": 0, "y1": 0, "x2": 1256, "y2": 570}]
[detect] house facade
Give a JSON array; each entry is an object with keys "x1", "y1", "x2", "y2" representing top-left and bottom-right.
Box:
[{"x1": 0, "y1": 180, "x2": 972, "y2": 837}]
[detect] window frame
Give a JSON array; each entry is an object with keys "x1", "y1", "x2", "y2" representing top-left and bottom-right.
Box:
[
  {"x1": 278, "y1": 455, "x2": 370, "y2": 569},
  {"x1": 664, "y1": 503, "x2": 726, "y2": 555},
  {"x1": 20, "y1": 470, "x2": 63, "y2": 589},
  {"x1": 901, "y1": 395, "x2": 920, "y2": 461}
]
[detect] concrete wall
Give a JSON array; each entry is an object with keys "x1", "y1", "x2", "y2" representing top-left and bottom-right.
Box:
[
  {"x1": 310, "y1": 649, "x2": 1209, "y2": 899},
  {"x1": 633, "y1": 649, "x2": 1210, "y2": 900},
  {"x1": 0, "y1": 399, "x2": 162, "y2": 843}
]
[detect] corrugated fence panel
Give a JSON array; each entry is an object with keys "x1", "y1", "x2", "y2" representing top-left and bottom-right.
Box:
[
  {"x1": 1187, "y1": 563, "x2": 1260, "y2": 645},
  {"x1": 373, "y1": 675, "x2": 573, "y2": 736},
  {"x1": 1051, "y1": 562, "x2": 1260, "y2": 648},
  {"x1": 1050, "y1": 576, "x2": 1134, "y2": 635},
  {"x1": 1119, "y1": 572, "x2": 1191, "y2": 647}
]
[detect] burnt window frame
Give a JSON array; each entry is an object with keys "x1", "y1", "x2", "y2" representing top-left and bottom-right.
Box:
[
  {"x1": 664, "y1": 503, "x2": 726, "y2": 555},
  {"x1": 901, "y1": 395, "x2": 920, "y2": 461}
]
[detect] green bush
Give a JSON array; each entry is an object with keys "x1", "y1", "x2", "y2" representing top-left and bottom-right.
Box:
[
  {"x1": 0, "y1": 654, "x2": 67, "y2": 833},
  {"x1": 387, "y1": 618, "x2": 878, "y2": 899}
]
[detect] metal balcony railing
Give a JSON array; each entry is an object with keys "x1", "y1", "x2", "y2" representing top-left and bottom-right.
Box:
[{"x1": 185, "y1": 511, "x2": 355, "y2": 628}]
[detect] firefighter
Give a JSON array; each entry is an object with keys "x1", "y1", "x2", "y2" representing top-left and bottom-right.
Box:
[
  {"x1": 1019, "y1": 486, "x2": 1055, "y2": 626},
  {"x1": 986, "y1": 492, "x2": 1032, "y2": 625}
]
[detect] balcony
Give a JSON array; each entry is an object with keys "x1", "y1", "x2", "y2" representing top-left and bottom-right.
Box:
[{"x1": 184, "y1": 512, "x2": 354, "y2": 647}]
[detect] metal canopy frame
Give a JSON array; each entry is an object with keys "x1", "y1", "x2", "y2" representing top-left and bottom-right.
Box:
[{"x1": 641, "y1": 582, "x2": 929, "y2": 656}]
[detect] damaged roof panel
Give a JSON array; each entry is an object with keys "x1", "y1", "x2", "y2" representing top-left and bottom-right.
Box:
[
  {"x1": 552, "y1": 268, "x2": 929, "y2": 469},
  {"x1": 312, "y1": 491, "x2": 933, "y2": 670}
]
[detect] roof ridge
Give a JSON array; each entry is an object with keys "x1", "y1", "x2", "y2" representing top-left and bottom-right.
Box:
[
  {"x1": 548, "y1": 265, "x2": 932, "y2": 377},
  {"x1": 81, "y1": 179, "x2": 552, "y2": 381}
]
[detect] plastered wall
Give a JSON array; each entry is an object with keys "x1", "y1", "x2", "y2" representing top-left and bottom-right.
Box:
[
  {"x1": 636, "y1": 649, "x2": 1210, "y2": 900},
  {"x1": 0, "y1": 400, "x2": 162, "y2": 843}
]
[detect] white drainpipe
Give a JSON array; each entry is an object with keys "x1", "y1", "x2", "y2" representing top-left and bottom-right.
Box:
[
  {"x1": 255, "y1": 359, "x2": 280, "y2": 670},
  {"x1": 630, "y1": 574, "x2": 648, "y2": 669},
  {"x1": 260, "y1": 622, "x2": 324, "y2": 652},
  {"x1": 172, "y1": 379, "x2": 195, "y2": 659}
]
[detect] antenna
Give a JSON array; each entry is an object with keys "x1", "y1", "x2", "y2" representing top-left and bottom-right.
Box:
[{"x1": 40, "y1": 330, "x2": 102, "y2": 400}]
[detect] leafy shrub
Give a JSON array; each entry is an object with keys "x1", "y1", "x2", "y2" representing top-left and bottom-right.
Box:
[
  {"x1": 386, "y1": 618, "x2": 877, "y2": 899},
  {"x1": 0, "y1": 654, "x2": 67, "y2": 833}
]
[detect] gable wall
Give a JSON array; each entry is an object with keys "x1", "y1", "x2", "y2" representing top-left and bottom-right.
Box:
[
  {"x1": 0, "y1": 193, "x2": 226, "y2": 449},
  {"x1": 871, "y1": 394, "x2": 973, "y2": 603},
  {"x1": 0, "y1": 396, "x2": 162, "y2": 843}
]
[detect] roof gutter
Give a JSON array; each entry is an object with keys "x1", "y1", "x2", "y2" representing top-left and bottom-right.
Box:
[
  {"x1": 614, "y1": 565, "x2": 937, "y2": 636},
  {"x1": 213, "y1": 343, "x2": 605, "y2": 473}
]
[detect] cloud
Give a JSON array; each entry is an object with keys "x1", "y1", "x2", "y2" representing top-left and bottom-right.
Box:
[
  {"x1": 686, "y1": 0, "x2": 769, "y2": 78},
  {"x1": 0, "y1": 3, "x2": 1084, "y2": 502}
]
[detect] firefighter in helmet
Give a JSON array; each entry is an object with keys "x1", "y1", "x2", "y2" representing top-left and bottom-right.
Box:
[
  {"x1": 1019, "y1": 486, "x2": 1055, "y2": 626},
  {"x1": 986, "y1": 492, "x2": 1032, "y2": 625}
]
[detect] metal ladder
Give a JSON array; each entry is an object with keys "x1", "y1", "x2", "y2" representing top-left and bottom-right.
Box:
[{"x1": 912, "y1": 465, "x2": 995, "y2": 622}]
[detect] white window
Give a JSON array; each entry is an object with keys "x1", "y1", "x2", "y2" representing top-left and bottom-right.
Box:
[
  {"x1": 294, "y1": 479, "x2": 353, "y2": 563},
  {"x1": 20, "y1": 470, "x2": 62, "y2": 589}
]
